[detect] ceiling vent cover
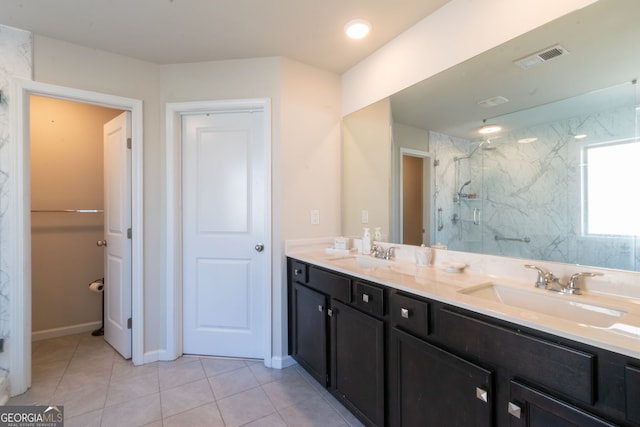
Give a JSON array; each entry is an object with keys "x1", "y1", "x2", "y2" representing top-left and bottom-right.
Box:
[
  {"x1": 477, "y1": 95, "x2": 509, "y2": 108},
  {"x1": 514, "y1": 44, "x2": 569, "y2": 70}
]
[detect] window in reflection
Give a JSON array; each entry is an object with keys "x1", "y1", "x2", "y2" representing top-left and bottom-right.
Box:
[{"x1": 584, "y1": 138, "x2": 640, "y2": 236}]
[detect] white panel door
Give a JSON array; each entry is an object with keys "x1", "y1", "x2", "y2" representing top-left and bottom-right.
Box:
[
  {"x1": 103, "y1": 112, "x2": 132, "y2": 359},
  {"x1": 182, "y1": 109, "x2": 267, "y2": 358}
]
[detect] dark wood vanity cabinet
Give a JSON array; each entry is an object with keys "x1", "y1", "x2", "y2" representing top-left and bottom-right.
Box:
[
  {"x1": 290, "y1": 282, "x2": 329, "y2": 386},
  {"x1": 288, "y1": 259, "x2": 385, "y2": 426},
  {"x1": 331, "y1": 299, "x2": 385, "y2": 427},
  {"x1": 287, "y1": 257, "x2": 640, "y2": 427}
]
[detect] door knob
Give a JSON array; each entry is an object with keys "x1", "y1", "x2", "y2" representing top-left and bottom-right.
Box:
[
  {"x1": 96, "y1": 240, "x2": 108, "y2": 247},
  {"x1": 255, "y1": 243, "x2": 264, "y2": 252}
]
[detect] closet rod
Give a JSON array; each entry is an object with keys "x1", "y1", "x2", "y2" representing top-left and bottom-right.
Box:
[{"x1": 31, "y1": 209, "x2": 104, "y2": 213}]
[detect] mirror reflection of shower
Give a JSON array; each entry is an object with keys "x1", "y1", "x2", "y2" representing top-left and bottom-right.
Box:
[{"x1": 458, "y1": 180, "x2": 471, "y2": 199}]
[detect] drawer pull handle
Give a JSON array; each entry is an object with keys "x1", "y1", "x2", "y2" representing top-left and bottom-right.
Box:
[
  {"x1": 476, "y1": 387, "x2": 488, "y2": 403},
  {"x1": 508, "y1": 402, "x2": 522, "y2": 419},
  {"x1": 294, "y1": 268, "x2": 302, "y2": 275},
  {"x1": 362, "y1": 293, "x2": 369, "y2": 303},
  {"x1": 318, "y1": 305, "x2": 323, "y2": 312},
  {"x1": 401, "y1": 308, "x2": 410, "y2": 319}
]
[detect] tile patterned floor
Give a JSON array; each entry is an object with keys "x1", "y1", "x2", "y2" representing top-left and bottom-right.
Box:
[{"x1": 8, "y1": 333, "x2": 365, "y2": 427}]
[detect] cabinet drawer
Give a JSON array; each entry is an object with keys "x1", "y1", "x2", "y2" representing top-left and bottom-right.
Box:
[
  {"x1": 291, "y1": 260, "x2": 308, "y2": 284},
  {"x1": 625, "y1": 364, "x2": 640, "y2": 423},
  {"x1": 354, "y1": 281, "x2": 385, "y2": 317},
  {"x1": 390, "y1": 292, "x2": 430, "y2": 339},
  {"x1": 439, "y1": 307, "x2": 596, "y2": 405},
  {"x1": 308, "y1": 266, "x2": 351, "y2": 302},
  {"x1": 509, "y1": 380, "x2": 615, "y2": 427}
]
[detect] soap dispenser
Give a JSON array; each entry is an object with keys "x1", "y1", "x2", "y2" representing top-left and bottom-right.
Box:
[
  {"x1": 362, "y1": 228, "x2": 372, "y2": 255},
  {"x1": 374, "y1": 227, "x2": 382, "y2": 242}
]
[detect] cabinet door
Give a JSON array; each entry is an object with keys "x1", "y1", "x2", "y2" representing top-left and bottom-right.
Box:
[
  {"x1": 508, "y1": 381, "x2": 615, "y2": 427},
  {"x1": 291, "y1": 283, "x2": 328, "y2": 386},
  {"x1": 389, "y1": 328, "x2": 493, "y2": 427},
  {"x1": 331, "y1": 300, "x2": 385, "y2": 427}
]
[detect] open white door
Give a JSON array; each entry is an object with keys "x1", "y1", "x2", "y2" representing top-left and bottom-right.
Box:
[
  {"x1": 182, "y1": 109, "x2": 267, "y2": 359},
  {"x1": 103, "y1": 112, "x2": 132, "y2": 359}
]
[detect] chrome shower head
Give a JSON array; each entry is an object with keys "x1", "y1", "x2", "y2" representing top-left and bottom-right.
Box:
[{"x1": 458, "y1": 180, "x2": 471, "y2": 195}]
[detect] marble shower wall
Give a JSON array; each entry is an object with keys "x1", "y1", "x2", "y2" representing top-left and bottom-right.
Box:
[
  {"x1": 432, "y1": 104, "x2": 639, "y2": 271},
  {"x1": 0, "y1": 25, "x2": 33, "y2": 356}
]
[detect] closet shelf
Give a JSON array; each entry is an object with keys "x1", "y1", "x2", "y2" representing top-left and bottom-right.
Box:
[{"x1": 31, "y1": 209, "x2": 104, "y2": 213}]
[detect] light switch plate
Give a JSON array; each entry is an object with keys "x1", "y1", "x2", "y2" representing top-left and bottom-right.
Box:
[
  {"x1": 361, "y1": 210, "x2": 369, "y2": 224},
  {"x1": 310, "y1": 209, "x2": 320, "y2": 225}
]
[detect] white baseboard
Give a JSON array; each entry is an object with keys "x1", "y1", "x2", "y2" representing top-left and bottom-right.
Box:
[
  {"x1": 139, "y1": 348, "x2": 296, "y2": 370},
  {"x1": 142, "y1": 349, "x2": 166, "y2": 364},
  {"x1": 32, "y1": 321, "x2": 102, "y2": 341},
  {"x1": 271, "y1": 355, "x2": 296, "y2": 369},
  {"x1": 0, "y1": 375, "x2": 8, "y2": 406}
]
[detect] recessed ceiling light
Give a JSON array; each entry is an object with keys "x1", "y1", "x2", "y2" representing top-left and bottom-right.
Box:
[
  {"x1": 344, "y1": 19, "x2": 371, "y2": 39},
  {"x1": 518, "y1": 137, "x2": 538, "y2": 144},
  {"x1": 479, "y1": 124, "x2": 502, "y2": 134},
  {"x1": 574, "y1": 133, "x2": 588, "y2": 139}
]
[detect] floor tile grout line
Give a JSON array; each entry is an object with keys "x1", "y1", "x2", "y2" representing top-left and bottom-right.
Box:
[
  {"x1": 49, "y1": 336, "x2": 81, "y2": 402},
  {"x1": 23, "y1": 334, "x2": 362, "y2": 426}
]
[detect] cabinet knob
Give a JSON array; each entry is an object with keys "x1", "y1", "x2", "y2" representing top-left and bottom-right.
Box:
[
  {"x1": 401, "y1": 308, "x2": 410, "y2": 319},
  {"x1": 362, "y1": 293, "x2": 369, "y2": 303},
  {"x1": 476, "y1": 387, "x2": 488, "y2": 403},
  {"x1": 508, "y1": 402, "x2": 522, "y2": 419},
  {"x1": 327, "y1": 308, "x2": 334, "y2": 317},
  {"x1": 318, "y1": 305, "x2": 323, "y2": 312},
  {"x1": 294, "y1": 268, "x2": 302, "y2": 275}
]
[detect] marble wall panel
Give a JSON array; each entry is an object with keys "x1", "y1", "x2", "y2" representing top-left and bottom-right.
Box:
[{"x1": 0, "y1": 25, "x2": 33, "y2": 373}]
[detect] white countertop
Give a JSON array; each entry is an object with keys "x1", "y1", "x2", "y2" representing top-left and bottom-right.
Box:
[{"x1": 287, "y1": 241, "x2": 640, "y2": 360}]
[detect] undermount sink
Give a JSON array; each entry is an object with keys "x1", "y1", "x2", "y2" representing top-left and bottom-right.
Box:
[
  {"x1": 327, "y1": 254, "x2": 394, "y2": 269},
  {"x1": 355, "y1": 255, "x2": 394, "y2": 268},
  {"x1": 459, "y1": 282, "x2": 627, "y2": 328},
  {"x1": 330, "y1": 255, "x2": 421, "y2": 277}
]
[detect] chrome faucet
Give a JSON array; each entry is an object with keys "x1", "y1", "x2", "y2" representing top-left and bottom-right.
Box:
[
  {"x1": 564, "y1": 272, "x2": 601, "y2": 295},
  {"x1": 371, "y1": 244, "x2": 385, "y2": 259},
  {"x1": 384, "y1": 246, "x2": 397, "y2": 260},
  {"x1": 524, "y1": 265, "x2": 601, "y2": 295},
  {"x1": 524, "y1": 264, "x2": 548, "y2": 289},
  {"x1": 371, "y1": 245, "x2": 397, "y2": 260}
]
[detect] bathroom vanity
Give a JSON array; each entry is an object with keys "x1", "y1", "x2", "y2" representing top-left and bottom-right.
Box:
[{"x1": 286, "y1": 246, "x2": 640, "y2": 427}]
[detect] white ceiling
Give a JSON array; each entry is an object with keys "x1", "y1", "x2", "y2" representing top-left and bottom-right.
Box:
[{"x1": 0, "y1": 0, "x2": 450, "y2": 73}]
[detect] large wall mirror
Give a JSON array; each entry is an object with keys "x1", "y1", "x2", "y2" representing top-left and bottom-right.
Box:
[{"x1": 343, "y1": 0, "x2": 640, "y2": 272}]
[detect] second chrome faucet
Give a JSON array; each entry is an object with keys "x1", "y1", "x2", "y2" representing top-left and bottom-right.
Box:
[{"x1": 525, "y1": 264, "x2": 601, "y2": 295}]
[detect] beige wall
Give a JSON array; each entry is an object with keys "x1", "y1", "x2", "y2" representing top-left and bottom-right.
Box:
[
  {"x1": 342, "y1": 99, "x2": 391, "y2": 239},
  {"x1": 278, "y1": 57, "x2": 342, "y2": 356},
  {"x1": 30, "y1": 96, "x2": 122, "y2": 334}
]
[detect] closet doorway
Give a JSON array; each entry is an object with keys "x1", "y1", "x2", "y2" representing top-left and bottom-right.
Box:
[
  {"x1": 400, "y1": 148, "x2": 433, "y2": 245},
  {"x1": 30, "y1": 96, "x2": 124, "y2": 347},
  {"x1": 10, "y1": 80, "x2": 144, "y2": 396}
]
